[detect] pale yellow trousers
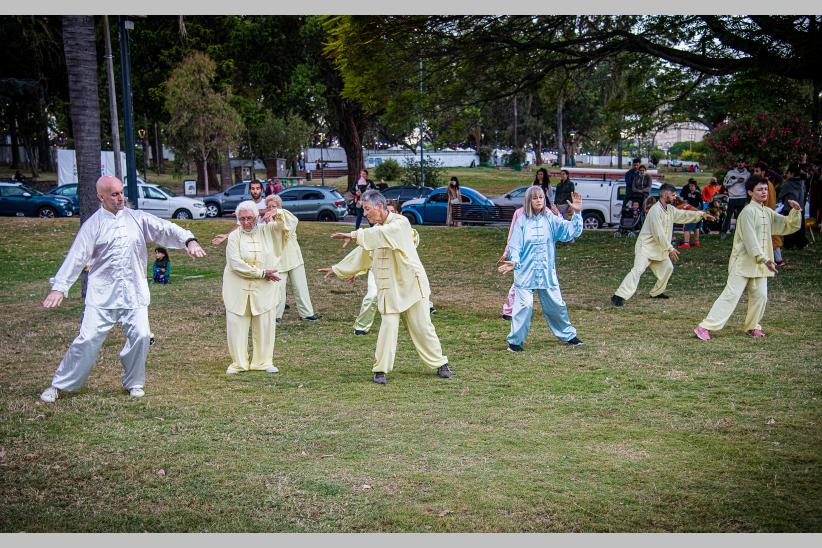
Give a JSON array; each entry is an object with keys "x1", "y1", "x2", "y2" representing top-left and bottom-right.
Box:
[
  {"x1": 353, "y1": 270, "x2": 378, "y2": 333},
  {"x1": 374, "y1": 298, "x2": 448, "y2": 374},
  {"x1": 699, "y1": 273, "x2": 768, "y2": 332},
  {"x1": 226, "y1": 302, "x2": 276, "y2": 372},
  {"x1": 615, "y1": 252, "x2": 674, "y2": 300},
  {"x1": 276, "y1": 264, "x2": 315, "y2": 320}
]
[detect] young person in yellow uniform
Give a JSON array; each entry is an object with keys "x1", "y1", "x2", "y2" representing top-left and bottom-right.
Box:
[
  {"x1": 319, "y1": 190, "x2": 451, "y2": 385},
  {"x1": 611, "y1": 183, "x2": 715, "y2": 307},
  {"x1": 694, "y1": 175, "x2": 802, "y2": 340}
]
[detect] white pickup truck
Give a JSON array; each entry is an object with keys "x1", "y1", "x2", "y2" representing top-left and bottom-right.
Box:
[{"x1": 571, "y1": 179, "x2": 662, "y2": 230}]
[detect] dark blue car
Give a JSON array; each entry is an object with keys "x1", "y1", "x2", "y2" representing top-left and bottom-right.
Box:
[
  {"x1": 400, "y1": 186, "x2": 496, "y2": 225},
  {"x1": 0, "y1": 181, "x2": 75, "y2": 218}
]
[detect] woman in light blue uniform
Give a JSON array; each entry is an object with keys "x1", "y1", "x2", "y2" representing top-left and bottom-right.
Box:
[{"x1": 498, "y1": 186, "x2": 584, "y2": 352}]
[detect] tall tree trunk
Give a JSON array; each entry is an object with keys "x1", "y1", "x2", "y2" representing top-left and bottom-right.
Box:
[
  {"x1": 207, "y1": 157, "x2": 220, "y2": 190},
  {"x1": 10, "y1": 119, "x2": 20, "y2": 169},
  {"x1": 63, "y1": 15, "x2": 101, "y2": 223},
  {"x1": 555, "y1": 95, "x2": 564, "y2": 167},
  {"x1": 535, "y1": 133, "x2": 543, "y2": 166},
  {"x1": 512, "y1": 95, "x2": 518, "y2": 150},
  {"x1": 220, "y1": 149, "x2": 232, "y2": 188},
  {"x1": 154, "y1": 121, "x2": 164, "y2": 174},
  {"x1": 333, "y1": 97, "x2": 365, "y2": 192},
  {"x1": 196, "y1": 159, "x2": 207, "y2": 194}
]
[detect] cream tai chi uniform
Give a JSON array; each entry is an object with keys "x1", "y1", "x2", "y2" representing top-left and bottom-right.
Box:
[
  {"x1": 699, "y1": 202, "x2": 800, "y2": 333},
  {"x1": 332, "y1": 213, "x2": 448, "y2": 374},
  {"x1": 353, "y1": 268, "x2": 379, "y2": 333},
  {"x1": 273, "y1": 210, "x2": 316, "y2": 320},
  {"x1": 614, "y1": 200, "x2": 705, "y2": 300},
  {"x1": 222, "y1": 211, "x2": 291, "y2": 373},
  {"x1": 48, "y1": 207, "x2": 196, "y2": 392}
]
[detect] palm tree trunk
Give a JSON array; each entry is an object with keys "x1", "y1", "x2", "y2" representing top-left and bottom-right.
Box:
[{"x1": 63, "y1": 15, "x2": 101, "y2": 224}]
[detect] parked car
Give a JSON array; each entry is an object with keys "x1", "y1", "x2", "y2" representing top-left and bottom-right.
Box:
[
  {"x1": 380, "y1": 185, "x2": 434, "y2": 208},
  {"x1": 0, "y1": 181, "x2": 74, "y2": 218},
  {"x1": 573, "y1": 179, "x2": 661, "y2": 229},
  {"x1": 202, "y1": 181, "x2": 256, "y2": 218},
  {"x1": 44, "y1": 183, "x2": 207, "y2": 219},
  {"x1": 401, "y1": 186, "x2": 496, "y2": 225},
  {"x1": 278, "y1": 185, "x2": 348, "y2": 221}
]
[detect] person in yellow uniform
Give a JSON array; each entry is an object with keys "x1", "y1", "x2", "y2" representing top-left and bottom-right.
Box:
[
  {"x1": 222, "y1": 200, "x2": 290, "y2": 375},
  {"x1": 265, "y1": 194, "x2": 318, "y2": 323},
  {"x1": 319, "y1": 190, "x2": 451, "y2": 385},
  {"x1": 694, "y1": 176, "x2": 802, "y2": 340},
  {"x1": 611, "y1": 183, "x2": 715, "y2": 307}
]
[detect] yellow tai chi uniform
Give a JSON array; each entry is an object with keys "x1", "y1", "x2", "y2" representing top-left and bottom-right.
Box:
[
  {"x1": 699, "y1": 202, "x2": 800, "y2": 333},
  {"x1": 269, "y1": 210, "x2": 316, "y2": 320},
  {"x1": 332, "y1": 212, "x2": 448, "y2": 374},
  {"x1": 615, "y1": 200, "x2": 705, "y2": 300},
  {"x1": 222, "y1": 211, "x2": 291, "y2": 372}
]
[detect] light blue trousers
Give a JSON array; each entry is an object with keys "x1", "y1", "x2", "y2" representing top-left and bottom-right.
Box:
[{"x1": 506, "y1": 286, "x2": 577, "y2": 346}]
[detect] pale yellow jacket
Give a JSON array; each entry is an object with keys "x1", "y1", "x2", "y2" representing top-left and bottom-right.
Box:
[
  {"x1": 268, "y1": 209, "x2": 303, "y2": 272},
  {"x1": 222, "y1": 213, "x2": 292, "y2": 316},
  {"x1": 729, "y1": 201, "x2": 801, "y2": 278},
  {"x1": 332, "y1": 212, "x2": 429, "y2": 314},
  {"x1": 636, "y1": 201, "x2": 705, "y2": 261}
]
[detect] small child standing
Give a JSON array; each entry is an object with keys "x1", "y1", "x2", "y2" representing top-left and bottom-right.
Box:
[{"x1": 152, "y1": 247, "x2": 171, "y2": 284}]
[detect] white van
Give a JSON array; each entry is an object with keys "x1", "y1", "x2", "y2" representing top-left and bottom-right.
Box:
[{"x1": 571, "y1": 179, "x2": 662, "y2": 229}]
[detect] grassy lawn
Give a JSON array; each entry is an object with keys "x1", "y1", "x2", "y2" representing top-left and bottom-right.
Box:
[{"x1": 1, "y1": 214, "x2": 819, "y2": 532}]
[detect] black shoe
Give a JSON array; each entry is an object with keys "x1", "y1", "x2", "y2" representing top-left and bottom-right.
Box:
[
  {"x1": 149, "y1": 335, "x2": 156, "y2": 347},
  {"x1": 430, "y1": 306, "x2": 436, "y2": 315},
  {"x1": 651, "y1": 293, "x2": 669, "y2": 299},
  {"x1": 436, "y1": 364, "x2": 452, "y2": 379},
  {"x1": 501, "y1": 314, "x2": 512, "y2": 321},
  {"x1": 275, "y1": 318, "x2": 282, "y2": 325},
  {"x1": 507, "y1": 343, "x2": 524, "y2": 353},
  {"x1": 303, "y1": 315, "x2": 319, "y2": 321},
  {"x1": 610, "y1": 295, "x2": 624, "y2": 307},
  {"x1": 284, "y1": 304, "x2": 290, "y2": 310},
  {"x1": 354, "y1": 329, "x2": 367, "y2": 336},
  {"x1": 566, "y1": 337, "x2": 584, "y2": 346},
  {"x1": 373, "y1": 372, "x2": 387, "y2": 385}
]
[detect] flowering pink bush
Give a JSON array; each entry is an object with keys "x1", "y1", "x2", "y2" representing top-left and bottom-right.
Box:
[{"x1": 706, "y1": 113, "x2": 818, "y2": 170}]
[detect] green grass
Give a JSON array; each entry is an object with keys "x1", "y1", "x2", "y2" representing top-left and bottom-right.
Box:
[{"x1": 1, "y1": 212, "x2": 821, "y2": 531}]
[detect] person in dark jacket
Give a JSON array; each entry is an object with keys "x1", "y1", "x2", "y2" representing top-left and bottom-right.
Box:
[
  {"x1": 678, "y1": 179, "x2": 703, "y2": 249},
  {"x1": 780, "y1": 163, "x2": 808, "y2": 250},
  {"x1": 623, "y1": 158, "x2": 641, "y2": 203},
  {"x1": 554, "y1": 169, "x2": 575, "y2": 220}
]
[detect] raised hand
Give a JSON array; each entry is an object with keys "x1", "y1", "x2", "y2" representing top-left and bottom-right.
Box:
[
  {"x1": 702, "y1": 212, "x2": 717, "y2": 222},
  {"x1": 567, "y1": 191, "x2": 583, "y2": 213},
  {"x1": 550, "y1": 203, "x2": 560, "y2": 217},
  {"x1": 787, "y1": 199, "x2": 801, "y2": 211},
  {"x1": 211, "y1": 234, "x2": 228, "y2": 245},
  {"x1": 331, "y1": 232, "x2": 355, "y2": 248},
  {"x1": 187, "y1": 241, "x2": 206, "y2": 258},
  {"x1": 43, "y1": 290, "x2": 64, "y2": 308},
  {"x1": 497, "y1": 260, "x2": 515, "y2": 274}
]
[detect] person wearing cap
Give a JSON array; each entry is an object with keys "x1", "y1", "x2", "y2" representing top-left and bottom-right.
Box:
[
  {"x1": 611, "y1": 183, "x2": 715, "y2": 307},
  {"x1": 694, "y1": 176, "x2": 802, "y2": 340},
  {"x1": 39, "y1": 176, "x2": 206, "y2": 403},
  {"x1": 319, "y1": 190, "x2": 451, "y2": 385}
]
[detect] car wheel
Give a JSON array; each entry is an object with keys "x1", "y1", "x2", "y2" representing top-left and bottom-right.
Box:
[
  {"x1": 37, "y1": 206, "x2": 56, "y2": 219},
  {"x1": 205, "y1": 203, "x2": 221, "y2": 217},
  {"x1": 173, "y1": 209, "x2": 193, "y2": 220},
  {"x1": 582, "y1": 212, "x2": 604, "y2": 230},
  {"x1": 318, "y1": 210, "x2": 335, "y2": 222},
  {"x1": 403, "y1": 212, "x2": 418, "y2": 225}
]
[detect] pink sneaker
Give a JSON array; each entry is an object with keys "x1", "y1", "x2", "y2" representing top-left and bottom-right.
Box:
[
  {"x1": 694, "y1": 325, "x2": 711, "y2": 341},
  {"x1": 747, "y1": 329, "x2": 765, "y2": 338}
]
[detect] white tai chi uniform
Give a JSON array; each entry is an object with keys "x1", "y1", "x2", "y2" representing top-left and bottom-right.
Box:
[{"x1": 48, "y1": 207, "x2": 196, "y2": 392}]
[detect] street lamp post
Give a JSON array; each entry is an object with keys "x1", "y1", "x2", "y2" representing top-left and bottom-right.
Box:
[
  {"x1": 319, "y1": 133, "x2": 325, "y2": 186},
  {"x1": 118, "y1": 17, "x2": 138, "y2": 208}
]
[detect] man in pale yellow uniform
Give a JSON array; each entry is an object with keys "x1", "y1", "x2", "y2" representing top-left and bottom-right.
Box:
[
  {"x1": 611, "y1": 184, "x2": 715, "y2": 306},
  {"x1": 694, "y1": 176, "x2": 802, "y2": 340},
  {"x1": 222, "y1": 200, "x2": 292, "y2": 374},
  {"x1": 319, "y1": 190, "x2": 451, "y2": 385},
  {"x1": 265, "y1": 194, "x2": 318, "y2": 322}
]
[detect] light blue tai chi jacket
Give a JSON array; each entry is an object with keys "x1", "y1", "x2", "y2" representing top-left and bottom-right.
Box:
[{"x1": 508, "y1": 211, "x2": 583, "y2": 289}]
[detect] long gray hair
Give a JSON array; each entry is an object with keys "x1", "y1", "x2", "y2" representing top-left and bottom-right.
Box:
[{"x1": 523, "y1": 186, "x2": 547, "y2": 217}]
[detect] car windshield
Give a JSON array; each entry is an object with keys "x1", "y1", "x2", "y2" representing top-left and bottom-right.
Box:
[
  {"x1": 18, "y1": 184, "x2": 43, "y2": 196},
  {"x1": 157, "y1": 185, "x2": 178, "y2": 197}
]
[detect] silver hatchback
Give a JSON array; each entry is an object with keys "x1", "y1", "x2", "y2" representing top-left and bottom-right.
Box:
[{"x1": 278, "y1": 186, "x2": 348, "y2": 221}]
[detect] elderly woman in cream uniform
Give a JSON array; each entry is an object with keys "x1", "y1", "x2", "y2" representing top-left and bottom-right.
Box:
[{"x1": 222, "y1": 200, "x2": 292, "y2": 375}]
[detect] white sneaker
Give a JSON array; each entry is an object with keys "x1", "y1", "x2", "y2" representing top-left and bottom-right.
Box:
[
  {"x1": 40, "y1": 386, "x2": 59, "y2": 403},
  {"x1": 265, "y1": 366, "x2": 279, "y2": 374},
  {"x1": 226, "y1": 368, "x2": 240, "y2": 375},
  {"x1": 128, "y1": 387, "x2": 145, "y2": 398}
]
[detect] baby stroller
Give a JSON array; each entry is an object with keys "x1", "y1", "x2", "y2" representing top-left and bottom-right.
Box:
[
  {"x1": 703, "y1": 193, "x2": 728, "y2": 234},
  {"x1": 615, "y1": 192, "x2": 646, "y2": 238}
]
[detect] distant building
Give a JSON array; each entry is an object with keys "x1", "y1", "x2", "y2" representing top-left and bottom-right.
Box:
[{"x1": 654, "y1": 122, "x2": 710, "y2": 150}]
